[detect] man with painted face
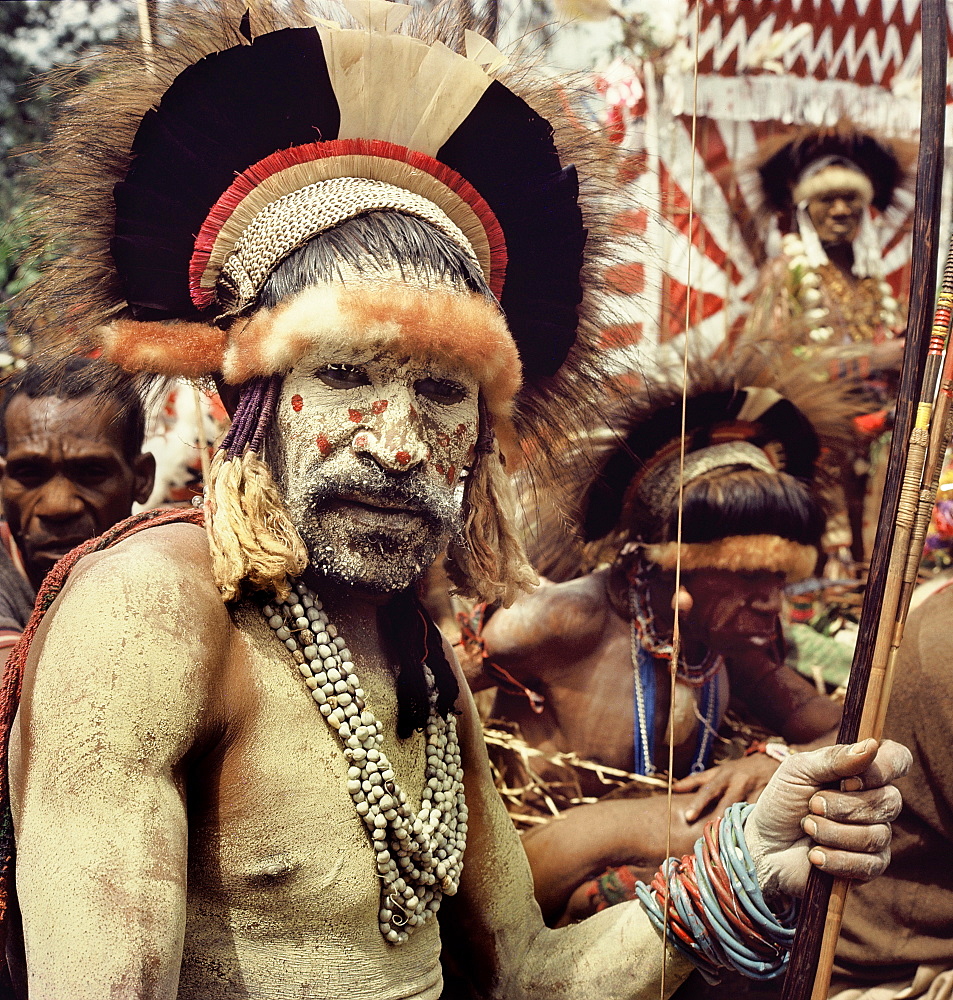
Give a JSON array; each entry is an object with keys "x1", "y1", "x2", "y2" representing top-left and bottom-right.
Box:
[
  {"x1": 0, "y1": 357, "x2": 155, "y2": 659},
  {"x1": 479, "y1": 356, "x2": 851, "y2": 925},
  {"x1": 2, "y1": 4, "x2": 910, "y2": 997}
]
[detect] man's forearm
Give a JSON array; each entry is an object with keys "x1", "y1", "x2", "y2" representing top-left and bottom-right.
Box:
[{"x1": 498, "y1": 902, "x2": 692, "y2": 1000}]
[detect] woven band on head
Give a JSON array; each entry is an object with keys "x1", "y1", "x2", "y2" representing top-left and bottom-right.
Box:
[
  {"x1": 216, "y1": 177, "x2": 478, "y2": 316},
  {"x1": 636, "y1": 441, "x2": 777, "y2": 517}
]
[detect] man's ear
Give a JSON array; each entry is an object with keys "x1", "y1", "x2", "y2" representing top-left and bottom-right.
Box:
[
  {"x1": 132, "y1": 451, "x2": 157, "y2": 505},
  {"x1": 673, "y1": 585, "x2": 694, "y2": 615}
]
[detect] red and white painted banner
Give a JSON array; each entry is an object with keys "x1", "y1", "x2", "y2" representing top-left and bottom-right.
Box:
[{"x1": 593, "y1": 0, "x2": 949, "y2": 368}]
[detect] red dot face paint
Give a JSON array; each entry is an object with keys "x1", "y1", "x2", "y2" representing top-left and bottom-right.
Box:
[
  {"x1": 372, "y1": 399, "x2": 388, "y2": 415},
  {"x1": 395, "y1": 450, "x2": 411, "y2": 467},
  {"x1": 316, "y1": 434, "x2": 332, "y2": 456},
  {"x1": 348, "y1": 409, "x2": 363, "y2": 423},
  {"x1": 354, "y1": 433, "x2": 369, "y2": 450},
  {"x1": 291, "y1": 394, "x2": 304, "y2": 412}
]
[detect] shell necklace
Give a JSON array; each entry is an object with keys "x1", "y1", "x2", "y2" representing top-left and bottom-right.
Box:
[
  {"x1": 261, "y1": 578, "x2": 468, "y2": 944},
  {"x1": 781, "y1": 232, "x2": 902, "y2": 345}
]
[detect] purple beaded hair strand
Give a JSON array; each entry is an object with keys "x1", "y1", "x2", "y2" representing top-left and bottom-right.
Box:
[{"x1": 218, "y1": 374, "x2": 282, "y2": 459}]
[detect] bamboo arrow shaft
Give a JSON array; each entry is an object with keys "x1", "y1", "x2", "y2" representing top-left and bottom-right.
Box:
[{"x1": 780, "y1": 2, "x2": 948, "y2": 997}]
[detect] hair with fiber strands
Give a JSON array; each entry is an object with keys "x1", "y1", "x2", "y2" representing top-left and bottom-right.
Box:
[
  {"x1": 205, "y1": 374, "x2": 307, "y2": 602},
  {"x1": 445, "y1": 399, "x2": 538, "y2": 607},
  {"x1": 257, "y1": 211, "x2": 494, "y2": 308}
]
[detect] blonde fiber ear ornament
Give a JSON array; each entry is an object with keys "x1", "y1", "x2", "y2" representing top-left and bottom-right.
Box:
[{"x1": 204, "y1": 375, "x2": 307, "y2": 602}]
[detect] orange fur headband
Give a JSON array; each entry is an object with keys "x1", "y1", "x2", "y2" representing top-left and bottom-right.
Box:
[
  {"x1": 100, "y1": 283, "x2": 522, "y2": 447},
  {"x1": 643, "y1": 535, "x2": 817, "y2": 583}
]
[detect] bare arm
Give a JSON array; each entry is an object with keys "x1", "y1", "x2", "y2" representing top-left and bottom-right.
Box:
[
  {"x1": 480, "y1": 575, "x2": 609, "y2": 681},
  {"x1": 669, "y1": 645, "x2": 841, "y2": 822},
  {"x1": 521, "y1": 796, "x2": 702, "y2": 924},
  {"x1": 726, "y1": 643, "x2": 842, "y2": 743},
  {"x1": 441, "y1": 658, "x2": 692, "y2": 1000},
  {"x1": 10, "y1": 525, "x2": 229, "y2": 1000}
]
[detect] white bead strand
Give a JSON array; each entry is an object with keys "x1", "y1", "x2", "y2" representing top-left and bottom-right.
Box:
[{"x1": 261, "y1": 579, "x2": 467, "y2": 944}]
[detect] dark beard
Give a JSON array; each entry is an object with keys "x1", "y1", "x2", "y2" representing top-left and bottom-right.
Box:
[{"x1": 279, "y1": 454, "x2": 463, "y2": 593}]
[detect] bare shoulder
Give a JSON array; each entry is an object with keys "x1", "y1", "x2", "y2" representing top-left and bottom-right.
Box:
[
  {"x1": 483, "y1": 569, "x2": 610, "y2": 661},
  {"x1": 49, "y1": 521, "x2": 228, "y2": 632},
  {"x1": 73, "y1": 520, "x2": 220, "y2": 596},
  {"x1": 18, "y1": 521, "x2": 231, "y2": 752}
]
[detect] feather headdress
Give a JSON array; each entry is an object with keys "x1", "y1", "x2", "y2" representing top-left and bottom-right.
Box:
[
  {"x1": 21, "y1": 0, "x2": 624, "y2": 604},
  {"x1": 525, "y1": 345, "x2": 864, "y2": 583}
]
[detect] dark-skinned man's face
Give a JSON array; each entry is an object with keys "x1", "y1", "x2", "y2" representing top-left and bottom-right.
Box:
[
  {"x1": 806, "y1": 187, "x2": 866, "y2": 247},
  {"x1": 680, "y1": 568, "x2": 786, "y2": 657},
  {"x1": 0, "y1": 394, "x2": 155, "y2": 590}
]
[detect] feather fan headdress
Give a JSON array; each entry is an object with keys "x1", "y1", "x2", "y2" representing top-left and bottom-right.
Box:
[
  {"x1": 22, "y1": 0, "x2": 621, "y2": 604},
  {"x1": 527, "y1": 347, "x2": 862, "y2": 583}
]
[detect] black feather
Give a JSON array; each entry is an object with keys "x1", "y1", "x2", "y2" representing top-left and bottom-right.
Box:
[{"x1": 238, "y1": 9, "x2": 252, "y2": 42}]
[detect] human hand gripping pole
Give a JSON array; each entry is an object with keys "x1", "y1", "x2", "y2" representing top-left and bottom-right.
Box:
[
  {"x1": 743, "y1": 740, "x2": 910, "y2": 899},
  {"x1": 635, "y1": 740, "x2": 910, "y2": 983}
]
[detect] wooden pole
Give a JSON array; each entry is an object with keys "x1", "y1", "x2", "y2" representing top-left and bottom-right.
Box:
[{"x1": 779, "y1": 1, "x2": 948, "y2": 997}]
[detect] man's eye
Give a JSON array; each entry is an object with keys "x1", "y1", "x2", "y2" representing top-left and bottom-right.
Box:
[
  {"x1": 415, "y1": 378, "x2": 467, "y2": 405},
  {"x1": 316, "y1": 364, "x2": 370, "y2": 389},
  {"x1": 75, "y1": 464, "x2": 110, "y2": 484},
  {"x1": 8, "y1": 464, "x2": 47, "y2": 488}
]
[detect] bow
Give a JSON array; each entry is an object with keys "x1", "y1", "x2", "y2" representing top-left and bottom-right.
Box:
[{"x1": 780, "y1": 1, "x2": 949, "y2": 997}]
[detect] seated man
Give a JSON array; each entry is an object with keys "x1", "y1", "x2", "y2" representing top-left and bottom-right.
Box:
[
  {"x1": 0, "y1": 356, "x2": 155, "y2": 658},
  {"x1": 482, "y1": 359, "x2": 852, "y2": 924}
]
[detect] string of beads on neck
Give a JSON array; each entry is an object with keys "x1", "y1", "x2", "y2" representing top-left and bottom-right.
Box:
[
  {"x1": 261, "y1": 578, "x2": 468, "y2": 944},
  {"x1": 627, "y1": 554, "x2": 722, "y2": 687},
  {"x1": 627, "y1": 552, "x2": 722, "y2": 776}
]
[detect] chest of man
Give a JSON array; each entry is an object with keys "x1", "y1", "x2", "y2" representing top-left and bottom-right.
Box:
[
  {"x1": 496, "y1": 614, "x2": 731, "y2": 786},
  {"x1": 179, "y1": 604, "x2": 443, "y2": 1000}
]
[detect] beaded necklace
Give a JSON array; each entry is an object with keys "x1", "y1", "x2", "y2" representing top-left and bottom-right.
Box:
[
  {"x1": 261, "y1": 579, "x2": 467, "y2": 945},
  {"x1": 627, "y1": 557, "x2": 722, "y2": 776},
  {"x1": 781, "y1": 232, "x2": 901, "y2": 346}
]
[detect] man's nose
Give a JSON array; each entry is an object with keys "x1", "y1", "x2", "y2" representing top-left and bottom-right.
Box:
[
  {"x1": 352, "y1": 392, "x2": 430, "y2": 473},
  {"x1": 830, "y1": 199, "x2": 853, "y2": 217},
  {"x1": 34, "y1": 476, "x2": 84, "y2": 521}
]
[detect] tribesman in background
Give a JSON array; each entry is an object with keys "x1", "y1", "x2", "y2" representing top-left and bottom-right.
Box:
[
  {"x1": 0, "y1": 3, "x2": 909, "y2": 997},
  {"x1": 479, "y1": 353, "x2": 852, "y2": 925},
  {"x1": 734, "y1": 124, "x2": 913, "y2": 565}
]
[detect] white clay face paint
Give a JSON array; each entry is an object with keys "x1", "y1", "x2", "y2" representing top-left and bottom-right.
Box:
[{"x1": 271, "y1": 331, "x2": 479, "y2": 594}]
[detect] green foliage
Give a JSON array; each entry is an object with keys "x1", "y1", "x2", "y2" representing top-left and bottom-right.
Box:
[{"x1": 0, "y1": 0, "x2": 134, "y2": 326}]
